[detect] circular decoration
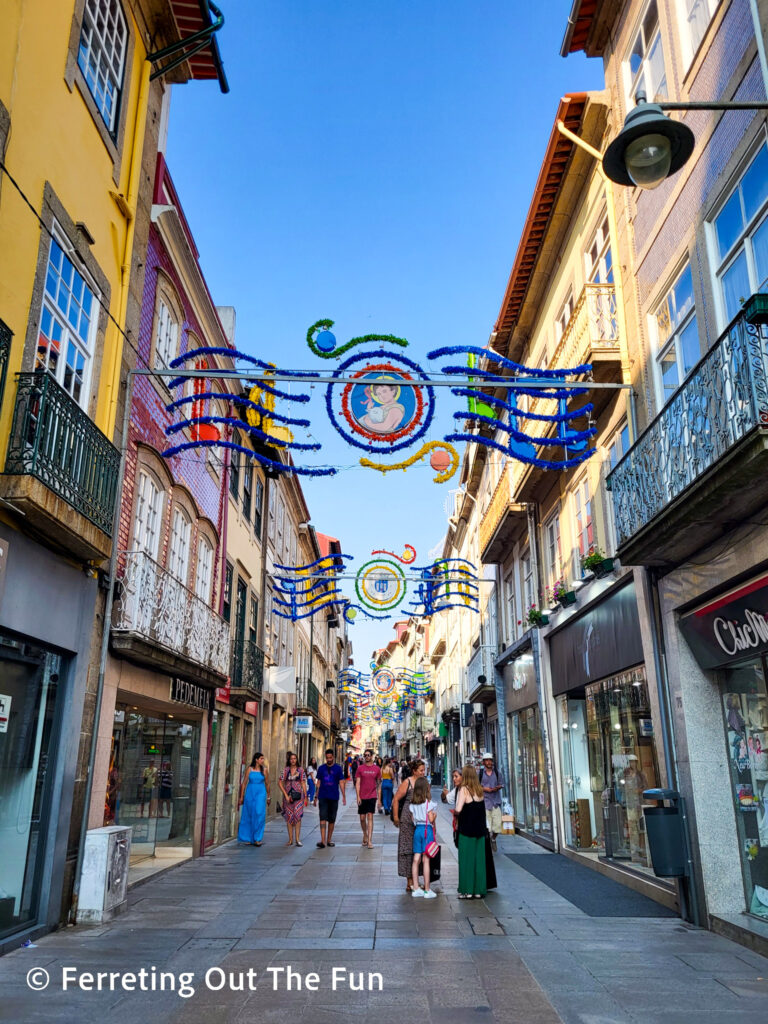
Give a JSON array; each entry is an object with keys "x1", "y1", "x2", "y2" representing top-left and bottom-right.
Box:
[
  {"x1": 372, "y1": 668, "x2": 396, "y2": 694},
  {"x1": 430, "y1": 448, "x2": 452, "y2": 473},
  {"x1": 355, "y1": 557, "x2": 407, "y2": 612},
  {"x1": 315, "y1": 329, "x2": 337, "y2": 353},
  {"x1": 326, "y1": 351, "x2": 435, "y2": 453},
  {"x1": 343, "y1": 606, "x2": 358, "y2": 623}
]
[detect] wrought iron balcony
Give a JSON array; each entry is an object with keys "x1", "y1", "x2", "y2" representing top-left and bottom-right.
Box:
[
  {"x1": 0, "y1": 319, "x2": 11, "y2": 408},
  {"x1": 467, "y1": 645, "x2": 498, "y2": 704},
  {"x1": 112, "y1": 550, "x2": 230, "y2": 686},
  {"x1": 230, "y1": 639, "x2": 265, "y2": 698},
  {"x1": 607, "y1": 301, "x2": 768, "y2": 567},
  {"x1": 296, "y1": 676, "x2": 320, "y2": 715},
  {"x1": 1, "y1": 371, "x2": 120, "y2": 560}
]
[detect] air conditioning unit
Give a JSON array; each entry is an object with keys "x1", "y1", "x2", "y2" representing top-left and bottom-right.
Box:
[{"x1": 77, "y1": 826, "x2": 131, "y2": 923}]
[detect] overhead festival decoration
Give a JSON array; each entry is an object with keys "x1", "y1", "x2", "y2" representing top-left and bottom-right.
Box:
[
  {"x1": 271, "y1": 552, "x2": 352, "y2": 621},
  {"x1": 409, "y1": 558, "x2": 480, "y2": 617},
  {"x1": 370, "y1": 544, "x2": 417, "y2": 564},
  {"x1": 307, "y1": 318, "x2": 410, "y2": 359},
  {"x1": 338, "y1": 665, "x2": 434, "y2": 728},
  {"x1": 428, "y1": 344, "x2": 597, "y2": 471},
  {"x1": 359, "y1": 440, "x2": 459, "y2": 483},
  {"x1": 162, "y1": 347, "x2": 337, "y2": 477},
  {"x1": 355, "y1": 554, "x2": 408, "y2": 613}
]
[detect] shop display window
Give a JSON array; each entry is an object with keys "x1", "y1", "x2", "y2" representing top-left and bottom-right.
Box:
[
  {"x1": 557, "y1": 696, "x2": 600, "y2": 852},
  {"x1": 508, "y1": 705, "x2": 553, "y2": 840},
  {"x1": 721, "y1": 659, "x2": 768, "y2": 920}
]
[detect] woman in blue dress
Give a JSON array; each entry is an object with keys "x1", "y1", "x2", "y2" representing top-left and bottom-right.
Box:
[{"x1": 238, "y1": 752, "x2": 270, "y2": 845}]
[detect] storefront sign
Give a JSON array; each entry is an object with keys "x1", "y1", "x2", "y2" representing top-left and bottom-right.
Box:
[
  {"x1": 421, "y1": 715, "x2": 435, "y2": 731},
  {"x1": 549, "y1": 581, "x2": 644, "y2": 695},
  {"x1": 170, "y1": 678, "x2": 212, "y2": 711},
  {"x1": 294, "y1": 715, "x2": 313, "y2": 733},
  {"x1": 680, "y1": 572, "x2": 768, "y2": 669},
  {"x1": 0, "y1": 692, "x2": 10, "y2": 733},
  {"x1": 244, "y1": 701, "x2": 259, "y2": 717},
  {"x1": 503, "y1": 649, "x2": 537, "y2": 712}
]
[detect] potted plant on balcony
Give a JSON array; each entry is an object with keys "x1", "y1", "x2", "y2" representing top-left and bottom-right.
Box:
[
  {"x1": 552, "y1": 577, "x2": 577, "y2": 607},
  {"x1": 526, "y1": 604, "x2": 548, "y2": 629},
  {"x1": 581, "y1": 547, "x2": 615, "y2": 579}
]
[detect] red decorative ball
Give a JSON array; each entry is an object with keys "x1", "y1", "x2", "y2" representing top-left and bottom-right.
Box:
[{"x1": 430, "y1": 449, "x2": 452, "y2": 473}]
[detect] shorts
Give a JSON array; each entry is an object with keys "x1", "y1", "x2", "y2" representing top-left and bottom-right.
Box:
[
  {"x1": 318, "y1": 797, "x2": 339, "y2": 823},
  {"x1": 159, "y1": 786, "x2": 172, "y2": 799},
  {"x1": 413, "y1": 824, "x2": 435, "y2": 855},
  {"x1": 358, "y1": 798, "x2": 376, "y2": 815},
  {"x1": 486, "y1": 806, "x2": 503, "y2": 834}
]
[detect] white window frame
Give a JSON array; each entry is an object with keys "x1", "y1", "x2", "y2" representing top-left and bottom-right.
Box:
[
  {"x1": 625, "y1": 0, "x2": 668, "y2": 106},
  {"x1": 677, "y1": 0, "x2": 717, "y2": 67},
  {"x1": 153, "y1": 287, "x2": 179, "y2": 370},
  {"x1": 194, "y1": 535, "x2": 213, "y2": 603},
  {"x1": 710, "y1": 139, "x2": 768, "y2": 329},
  {"x1": 36, "y1": 229, "x2": 98, "y2": 409},
  {"x1": 77, "y1": 0, "x2": 128, "y2": 133},
  {"x1": 572, "y1": 477, "x2": 594, "y2": 568},
  {"x1": 554, "y1": 290, "x2": 574, "y2": 349},
  {"x1": 607, "y1": 420, "x2": 631, "y2": 471},
  {"x1": 168, "y1": 506, "x2": 192, "y2": 583},
  {"x1": 544, "y1": 512, "x2": 562, "y2": 592},
  {"x1": 650, "y1": 261, "x2": 699, "y2": 407},
  {"x1": 133, "y1": 470, "x2": 163, "y2": 559},
  {"x1": 522, "y1": 551, "x2": 535, "y2": 614},
  {"x1": 585, "y1": 215, "x2": 613, "y2": 285},
  {"x1": 503, "y1": 566, "x2": 518, "y2": 645}
]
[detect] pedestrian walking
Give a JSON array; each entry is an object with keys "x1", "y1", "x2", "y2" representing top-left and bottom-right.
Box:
[
  {"x1": 307, "y1": 756, "x2": 318, "y2": 803},
  {"x1": 355, "y1": 748, "x2": 381, "y2": 848},
  {"x1": 442, "y1": 767, "x2": 464, "y2": 848},
  {"x1": 278, "y1": 752, "x2": 308, "y2": 847},
  {"x1": 479, "y1": 752, "x2": 505, "y2": 851},
  {"x1": 409, "y1": 776, "x2": 438, "y2": 899},
  {"x1": 456, "y1": 764, "x2": 487, "y2": 899},
  {"x1": 380, "y1": 757, "x2": 395, "y2": 815},
  {"x1": 393, "y1": 758, "x2": 426, "y2": 892},
  {"x1": 238, "y1": 752, "x2": 269, "y2": 846},
  {"x1": 314, "y1": 748, "x2": 346, "y2": 848}
]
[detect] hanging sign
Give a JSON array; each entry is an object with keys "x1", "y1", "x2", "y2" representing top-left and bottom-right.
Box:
[
  {"x1": 170, "y1": 678, "x2": 212, "y2": 711},
  {"x1": 295, "y1": 715, "x2": 313, "y2": 734},
  {"x1": 0, "y1": 693, "x2": 10, "y2": 733}
]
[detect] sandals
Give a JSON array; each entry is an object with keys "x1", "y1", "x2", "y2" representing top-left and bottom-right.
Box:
[
  {"x1": 327, "y1": 842, "x2": 335, "y2": 847},
  {"x1": 285, "y1": 840, "x2": 293, "y2": 846},
  {"x1": 296, "y1": 841, "x2": 303, "y2": 847},
  {"x1": 316, "y1": 842, "x2": 326, "y2": 849}
]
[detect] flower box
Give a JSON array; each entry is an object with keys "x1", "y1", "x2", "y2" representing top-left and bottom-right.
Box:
[
  {"x1": 534, "y1": 614, "x2": 549, "y2": 629},
  {"x1": 592, "y1": 557, "x2": 615, "y2": 579},
  {"x1": 558, "y1": 591, "x2": 577, "y2": 607},
  {"x1": 743, "y1": 293, "x2": 768, "y2": 325}
]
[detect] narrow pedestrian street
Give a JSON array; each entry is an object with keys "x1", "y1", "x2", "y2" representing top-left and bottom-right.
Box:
[{"x1": 2, "y1": 798, "x2": 767, "y2": 1024}]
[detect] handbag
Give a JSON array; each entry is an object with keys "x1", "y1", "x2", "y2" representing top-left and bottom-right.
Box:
[{"x1": 424, "y1": 806, "x2": 440, "y2": 859}]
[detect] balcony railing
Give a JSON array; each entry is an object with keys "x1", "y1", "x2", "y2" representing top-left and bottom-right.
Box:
[
  {"x1": 466, "y1": 645, "x2": 497, "y2": 701},
  {"x1": 608, "y1": 304, "x2": 768, "y2": 554},
  {"x1": 296, "y1": 676, "x2": 320, "y2": 715},
  {"x1": 113, "y1": 550, "x2": 230, "y2": 677},
  {"x1": 230, "y1": 639, "x2": 265, "y2": 696},
  {"x1": 4, "y1": 371, "x2": 120, "y2": 534},
  {"x1": 0, "y1": 319, "x2": 11, "y2": 409}
]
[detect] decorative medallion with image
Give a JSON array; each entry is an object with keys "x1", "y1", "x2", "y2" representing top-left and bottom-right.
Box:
[
  {"x1": 372, "y1": 667, "x2": 397, "y2": 694},
  {"x1": 355, "y1": 556, "x2": 407, "y2": 612},
  {"x1": 326, "y1": 350, "x2": 435, "y2": 452}
]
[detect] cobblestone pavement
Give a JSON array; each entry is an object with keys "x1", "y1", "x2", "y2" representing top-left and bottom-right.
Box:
[{"x1": 2, "y1": 797, "x2": 767, "y2": 1023}]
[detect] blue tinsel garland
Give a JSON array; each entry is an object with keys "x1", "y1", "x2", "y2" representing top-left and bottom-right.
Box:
[
  {"x1": 444, "y1": 432, "x2": 594, "y2": 470},
  {"x1": 274, "y1": 553, "x2": 353, "y2": 572},
  {"x1": 454, "y1": 411, "x2": 597, "y2": 446},
  {"x1": 166, "y1": 414, "x2": 322, "y2": 452},
  {"x1": 450, "y1": 388, "x2": 594, "y2": 423},
  {"x1": 161, "y1": 438, "x2": 336, "y2": 476},
  {"x1": 427, "y1": 343, "x2": 593, "y2": 379},
  {"x1": 166, "y1": 391, "x2": 311, "y2": 428},
  {"x1": 170, "y1": 345, "x2": 321, "y2": 379}
]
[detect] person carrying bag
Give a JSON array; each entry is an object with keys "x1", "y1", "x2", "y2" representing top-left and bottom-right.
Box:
[{"x1": 408, "y1": 776, "x2": 438, "y2": 899}]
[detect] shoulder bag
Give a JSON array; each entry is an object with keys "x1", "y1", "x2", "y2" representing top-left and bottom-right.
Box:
[{"x1": 424, "y1": 805, "x2": 440, "y2": 859}]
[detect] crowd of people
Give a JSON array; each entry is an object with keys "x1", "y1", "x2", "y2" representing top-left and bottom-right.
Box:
[{"x1": 236, "y1": 746, "x2": 508, "y2": 900}]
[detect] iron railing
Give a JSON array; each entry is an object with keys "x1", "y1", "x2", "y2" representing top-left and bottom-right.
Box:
[
  {"x1": 607, "y1": 304, "x2": 768, "y2": 548},
  {"x1": 4, "y1": 371, "x2": 120, "y2": 534},
  {"x1": 296, "y1": 677, "x2": 320, "y2": 715},
  {"x1": 230, "y1": 638, "x2": 265, "y2": 695},
  {"x1": 0, "y1": 319, "x2": 11, "y2": 410},
  {"x1": 113, "y1": 550, "x2": 230, "y2": 676}
]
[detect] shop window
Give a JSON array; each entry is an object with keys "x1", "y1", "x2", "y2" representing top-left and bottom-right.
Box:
[
  {"x1": 712, "y1": 141, "x2": 768, "y2": 325},
  {"x1": 132, "y1": 469, "x2": 163, "y2": 559},
  {"x1": 77, "y1": 0, "x2": 127, "y2": 134},
  {"x1": 194, "y1": 535, "x2": 213, "y2": 603},
  {"x1": 253, "y1": 477, "x2": 264, "y2": 538},
  {"x1": 653, "y1": 262, "x2": 699, "y2": 405},
  {"x1": 721, "y1": 661, "x2": 768, "y2": 920},
  {"x1": 626, "y1": 0, "x2": 668, "y2": 104},
  {"x1": 37, "y1": 233, "x2": 97, "y2": 409},
  {"x1": 168, "y1": 506, "x2": 191, "y2": 583},
  {"x1": 508, "y1": 706, "x2": 552, "y2": 839}
]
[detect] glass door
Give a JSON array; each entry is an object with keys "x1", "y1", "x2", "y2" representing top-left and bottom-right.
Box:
[{"x1": 0, "y1": 638, "x2": 61, "y2": 940}]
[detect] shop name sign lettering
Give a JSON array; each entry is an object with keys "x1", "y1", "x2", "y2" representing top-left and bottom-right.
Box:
[
  {"x1": 713, "y1": 608, "x2": 768, "y2": 656},
  {"x1": 680, "y1": 573, "x2": 768, "y2": 670},
  {"x1": 170, "y1": 678, "x2": 211, "y2": 711}
]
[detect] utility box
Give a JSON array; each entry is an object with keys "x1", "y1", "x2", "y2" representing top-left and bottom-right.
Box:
[
  {"x1": 642, "y1": 789, "x2": 688, "y2": 878},
  {"x1": 78, "y1": 825, "x2": 131, "y2": 923}
]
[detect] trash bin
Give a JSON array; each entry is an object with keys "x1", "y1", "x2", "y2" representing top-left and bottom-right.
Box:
[{"x1": 642, "y1": 788, "x2": 688, "y2": 877}]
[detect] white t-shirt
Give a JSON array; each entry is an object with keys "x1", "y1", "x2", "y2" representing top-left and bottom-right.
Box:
[{"x1": 410, "y1": 799, "x2": 436, "y2": 825}]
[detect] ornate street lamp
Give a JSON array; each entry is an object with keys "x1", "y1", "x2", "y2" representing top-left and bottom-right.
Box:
[{"x1": 602, "y1": 91, "x2": 768, "y2": 189}]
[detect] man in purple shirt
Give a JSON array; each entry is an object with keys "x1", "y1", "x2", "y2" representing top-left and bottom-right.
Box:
[
  {"x1": 314, "y1": 749, "x2": 346, "y2": 848},
  {"x1": 355, "y1": 749, "x2": 381, "y2": 849}
]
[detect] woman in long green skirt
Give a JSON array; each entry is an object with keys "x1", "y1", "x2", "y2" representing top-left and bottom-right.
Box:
[{"x1": 455, "y1": 765, "x2": 487, "y2": 898}]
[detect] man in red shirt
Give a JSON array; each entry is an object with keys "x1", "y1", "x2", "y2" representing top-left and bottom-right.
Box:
[{"x1": 355, "y1": 749, "x2": 382, "y2": 849}]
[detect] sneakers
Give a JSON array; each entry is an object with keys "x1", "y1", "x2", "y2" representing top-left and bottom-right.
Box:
[
  {"x1": 422, "y1": 890, "x2": 437, "y2": 899},
  {"x1": 411, "y1": 888, "x2": 425, "y2": 898}
]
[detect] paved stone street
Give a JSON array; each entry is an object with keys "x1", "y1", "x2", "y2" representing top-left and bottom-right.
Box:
[{"x1": 2, "y1": 798, "x2": 768, "y2": 1024}]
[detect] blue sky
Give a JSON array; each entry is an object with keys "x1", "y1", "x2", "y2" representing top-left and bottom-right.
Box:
[{"x1": 166, "y1": 1, "x2": 604, "y2": 662}]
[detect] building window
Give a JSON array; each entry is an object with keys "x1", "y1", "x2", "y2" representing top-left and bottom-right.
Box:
[
  {"x1": 242, "y1": 466, "x2": 252, "y2": 522},
  {"x1": 253, "y1": 477, "x2": 264, "y2": 538},
  {"x1": 249, "y1": 594, "x2": 259, "y2": 643},
  {"x1": 194, "y1": 536, "x2": 213, "y2": 603},
  {"x1": 522, "y1": 552, "x2": 535, "y2": 613},
  {"x1": 276, "y1": 497, "x2": 285, "y2": 552},
  {"x1": 229, "y1": 430, "x2": 240, "y2": 498},
  {"x1": 168, "y1": 507, "x2": 191, "y2": 583},
  {"x1": 586, "y1": 216, "x2": 613, "y2": 285},
  {"x1": 712, "y1": 142, "x2": 768, "y2": 324},
  {"x1": 77, "y1": 0, "x2": 128, "y2": 133},
  {"x1": 627, "y1": 1, "x2": 667, "y2": 104},
  {"x1": 544, "y1": 513, "x2": 562, "y2": 591},
  {"x1": 554, "y1": 291, "x2": 574, "y2": 349},
  {"x1": 653, "y1": 263, "x2": 699, "y2": 404},
  {"x1": 37, "y1": 235, "x2": 97, "y2": 408},
  {"x1": 573, "y1": 477, "x2": 594, "y2": 562},
  {"x1": 608, "y1": 421, "x2": 631, "y2": 470},
  {"x1": 504, "y1": 569, "x2": 518, "y2": 644},
  {"x1": 132, "y1": 470, "x2": 162, "y2": 558},
  {"x1": 153, "y1": 290, "x2": 179, "y2": 370},
  {"x1": 682, "y1": 0, "x2": 716, "y2": 57},
  {"x1": 223, "y1": 564, "x2": 233, "y2": 623}
]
